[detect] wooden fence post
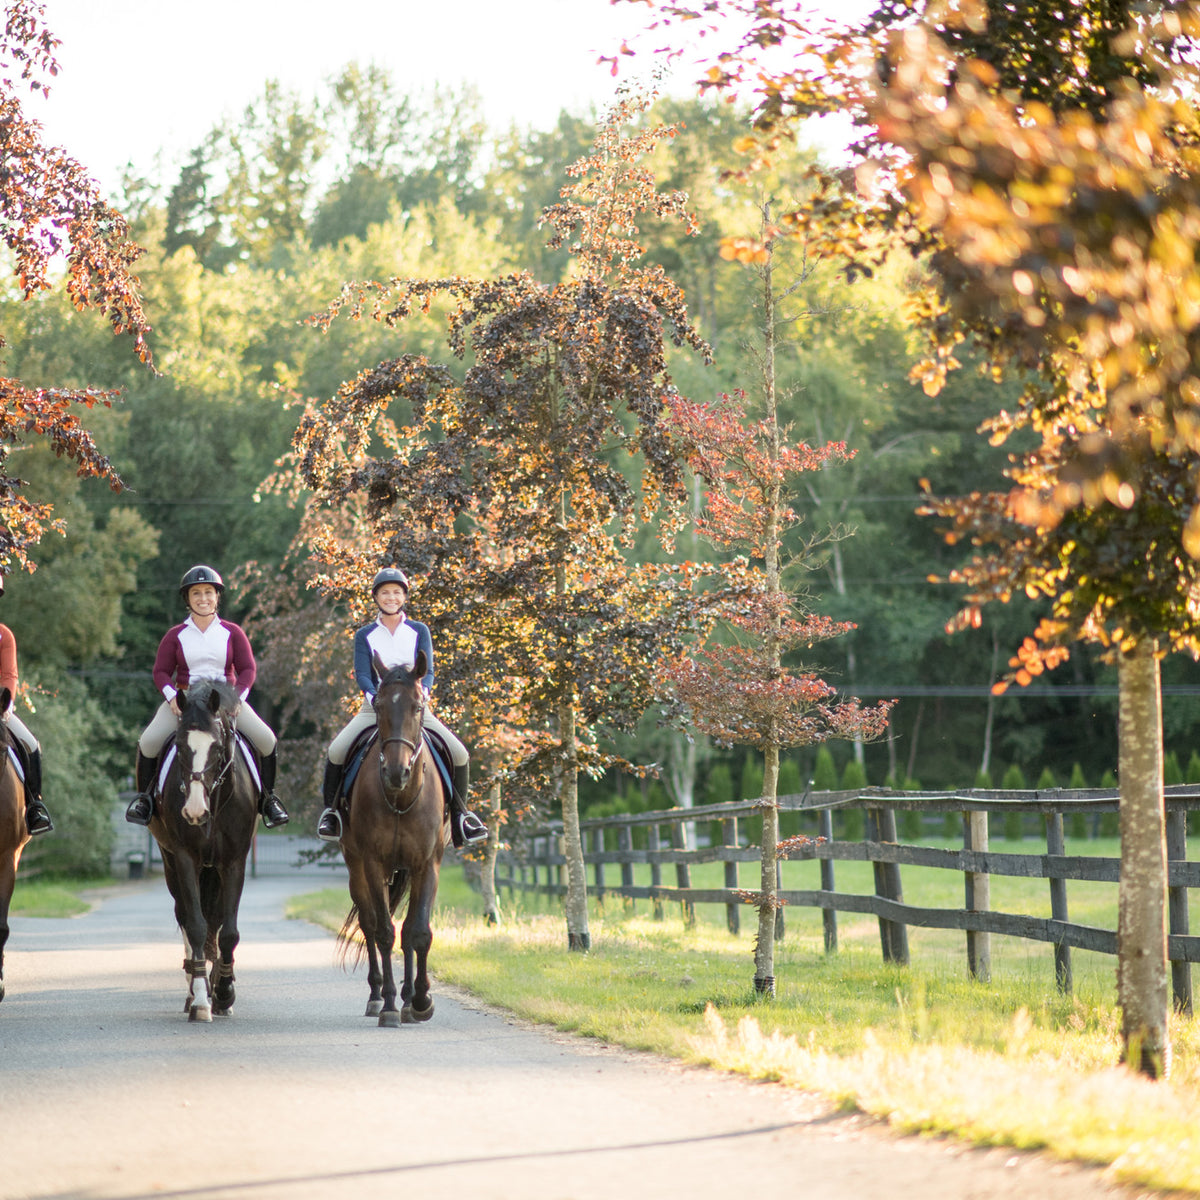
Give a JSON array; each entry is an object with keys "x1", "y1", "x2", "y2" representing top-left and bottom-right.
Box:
[
  {"x1": 1168, "y1": 804, "x2": 1193, "y2": 1015},
  {"x1": 1044, "y1": 810, "x2": 1072, "y2": 994},
  {"x1": 648, "y1": 823, "x2": 664, "y2": 921},
  {"x1": 867, "y1": 805, "x2": 909, "y2": 965},
  {"x1": 818, "y1": 807, "x2": 837, "y2": 954},
  {"x1": 592, "y1": 828, "x2": 605, "y2": 901},
  {"x1": 723, "y1": 817, "x2": 740, "y2": 936},
  {"x1": 619, "y1": 825, "x2": 635, "y2": 915},
  {"x1": 964, "y1": 809, "x2": 991, "y2": 982},
  {"x1": 671, "y1": 819, "x2": 695, "y2": 927}
]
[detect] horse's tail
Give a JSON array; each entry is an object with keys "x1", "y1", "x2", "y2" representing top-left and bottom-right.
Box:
[
  {"x1": 336, "y1": 907, "x2": 366, "y2": 968},
  {"x1": 335, "y1": 868, "x2": 412, "y2": 968}
]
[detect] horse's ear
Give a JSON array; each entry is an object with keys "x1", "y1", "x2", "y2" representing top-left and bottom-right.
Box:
[
  {"x1": 0, "y1": 686, "x2": 9, "y2": 713},
  {"x1": 372, "y1": 651, "x2": 387, "y2": 677},
  {"x1": 208, "y1": 688, "x2": 222, "y2": 714},
  {"x1": 413, "y1": 650, "x2": 427, "y2": 682}
]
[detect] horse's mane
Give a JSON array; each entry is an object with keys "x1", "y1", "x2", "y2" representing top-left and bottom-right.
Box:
[
  {"x1": 180, "y1": 678, "x2": 240, "y2": 719},
  {"x1": 376, "y1": 663, "x2": 419, "y2": 689}
]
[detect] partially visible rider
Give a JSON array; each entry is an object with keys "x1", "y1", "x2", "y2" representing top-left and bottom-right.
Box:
[
  {"x1": 124, "y1": 565, "x2": 289, "y2": 829},
  {"x1": 316, "y1": 567, "x2": 487, "y2": 848},
  {"x1": 0, "y1": 576, "x2": 52, "y2": 836}
]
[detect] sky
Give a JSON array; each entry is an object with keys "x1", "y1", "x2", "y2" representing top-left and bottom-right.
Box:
[{"x1": 26, "y1": 0, "x2": 669, "y2": 193}]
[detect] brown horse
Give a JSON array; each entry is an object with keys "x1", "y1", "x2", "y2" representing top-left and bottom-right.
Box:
[
  {"x1": 149, "y1": 679, "x2": 258, "y2": 1022},
  {"x1": 0, "y1": 687, "x2": 29, "y2": 1004},
  {"x1": 337, "y1": 651, "x2": 446, "y2": 1028}
]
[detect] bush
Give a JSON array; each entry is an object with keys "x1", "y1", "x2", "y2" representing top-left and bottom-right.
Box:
[
  {"x1": 26, "y1": 672, "x2": 125, "y2": 875},
  {"x1": 812, "y1": 745, "x2": 839, "y2": 791},
  {"x1": 974, "y1": 767, "x2": 993, "y2": 789},
  {"x1": 1036, "y1": 766, "x2": 1057, "y2": 789},
  {"x1": 840, "y1": 758, "x2": 867, "y2": 791},
  {"x1": 740, "y1": 757, "x2": 764, "y2": 802},
  {"x1": 1165, "y1": 750, "x2": 1184, "y2": 786},
  {"x1": 1187, "y1": 752, "x2": 1200, "y2": 783},
  {"x1": 1099, "y1": 768, "x2": 1119, "y2": 837},
  {"x1": 701, "y1": 762, "x2": 734, "y2": 807}
]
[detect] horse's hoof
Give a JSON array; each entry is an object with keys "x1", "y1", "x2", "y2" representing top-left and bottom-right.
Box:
[
  {"x1": 189, "y1": 1004, "x2": 213, "y2": 1023},
  {"x1": 183, "y1": 997, "x2": 192, "y2": 1013},
  {"x1": 402, "y1": 999, "x2": 434, "y2": 1024},
  {"x1": 378, "y1": 1009, "x2": 402, "y2": 1028},
  {"x1": 212, "y1": 1005, "x2": 232, "y2": 1017},
  {"x1": 365, "y1": 999, "x2": 383, "y2": 1017}
]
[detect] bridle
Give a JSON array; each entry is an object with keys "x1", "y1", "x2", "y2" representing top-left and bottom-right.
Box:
[{"x1": 374, "y1": 682, "x2": 426, "y2": 816}]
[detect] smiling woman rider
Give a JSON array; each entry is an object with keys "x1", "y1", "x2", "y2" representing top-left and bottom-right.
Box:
[{"x1": 124, "y1": 564, "x2": 288, "y2": 829}]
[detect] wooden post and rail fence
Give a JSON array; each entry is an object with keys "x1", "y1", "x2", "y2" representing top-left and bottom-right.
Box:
[{"x1": 493, "y1": 785, "x2": 1200, "y2": 1013}]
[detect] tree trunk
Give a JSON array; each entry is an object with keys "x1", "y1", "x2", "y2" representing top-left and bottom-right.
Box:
[
  {"x1": 559, "y1": 698, "x2": 590, "y2": 951},
  {"x1": 667, "y1": 730, "x2": 699, "y2": 851},
  {"x1": 754, "y1": 743, "x2": 780, "y2": 996},
  {"x1": 1117, "y1": 639, "x2": 1169, "y2": 1078},
  {"x1": 479, "y1": 777, "x2": 502, "y2": 926}
]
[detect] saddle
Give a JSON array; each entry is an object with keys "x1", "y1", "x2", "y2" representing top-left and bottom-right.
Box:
[{"x1": 337, "y1": 727, "x2": 452, "y2": 812}]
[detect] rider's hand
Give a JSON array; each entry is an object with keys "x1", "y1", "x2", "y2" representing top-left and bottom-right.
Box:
[{"x1": 168, "y1": 696, "x2": 181, "y2": 717}]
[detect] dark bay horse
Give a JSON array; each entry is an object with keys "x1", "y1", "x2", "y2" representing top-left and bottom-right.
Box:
[
  {"x1": 149, "y1": 680, "x2": 257, "y2": 1022},
  {"x1": 337, "y1": 651, "x2": 446, "y2": 1028},
  {"x1": 0, "y1": 687, "x2": 29, "y2": 1004}
]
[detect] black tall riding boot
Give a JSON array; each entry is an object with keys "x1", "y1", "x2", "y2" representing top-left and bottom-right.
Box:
[
  {"x1": 316, "y1": 759, "x2": 342, "y2": 842},
  {"x1": 22, "y1": 747, "x2": 52, "y2": 836},
  {"x1": 258, "y1": 750, "x2": 289, "y2": 829},
  {"x1": 449, "y1": 761, "x2": 487, "y2": 848},
  {"x1": 125, "y1": 750, "x2": 159, "y2": 826}
]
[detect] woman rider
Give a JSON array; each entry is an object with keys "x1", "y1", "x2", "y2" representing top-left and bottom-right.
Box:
[
  {"x1": 316, "y1": 567, "x2": 487, "y2": 848},
  {"x1": 124, "y1": 565, "x2": 289, "y2": 829},
  {"x1": 0, "y1": 576, "x2": 52, "y2": 836}
]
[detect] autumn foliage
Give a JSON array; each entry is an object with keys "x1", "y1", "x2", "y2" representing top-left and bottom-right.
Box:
[{"x1": 0, "y1": 1, "x2": 151, "y2": 573}]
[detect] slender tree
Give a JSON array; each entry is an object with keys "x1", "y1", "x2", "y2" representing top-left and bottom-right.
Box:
[
  {"x1": 660, "y1": 209, "x2": 893, "y2": 996},
  {"x1": 274, "y1": 89, "x2": 711, "y2": 951}
]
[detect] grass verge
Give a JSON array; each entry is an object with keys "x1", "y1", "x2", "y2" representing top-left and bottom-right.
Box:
[
  {"x1": 10, "y1": 876, "x2": 101, "y2": 918},
  {"x1": 291, "y1": 863, "x2": 1200, "y2": 1196}
]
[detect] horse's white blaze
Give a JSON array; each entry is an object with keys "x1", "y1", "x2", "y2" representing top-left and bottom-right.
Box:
[{"x1": 182, "y1": 729, "x2": 215, "y2": 824}]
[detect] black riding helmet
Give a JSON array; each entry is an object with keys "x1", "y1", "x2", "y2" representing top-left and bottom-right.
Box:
[
  {"x1": 179, "y1": 564, "x2": 224, "y2": 604},
  {"x1": 371, "y1": 567, "x2": 410, "y2": 597}
]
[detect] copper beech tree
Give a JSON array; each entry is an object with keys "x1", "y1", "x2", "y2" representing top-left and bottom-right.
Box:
[
  {"x1": 273, "y1": 90, "x2": 710, "y2": 951},
  {"x1": 0, "y1": 1, "x2": 151, "y2": 573},
  {"x1": 659, "y1": 216, "x2": 892, "y2": 996},
  {"x1": 620, "y1": 0, "x2": 1200, "y2": 1072}
]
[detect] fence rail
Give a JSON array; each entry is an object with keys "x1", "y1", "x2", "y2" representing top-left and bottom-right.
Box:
[{"x1": 495, "y1": 785, "x2": 1200, "y2": 1010}]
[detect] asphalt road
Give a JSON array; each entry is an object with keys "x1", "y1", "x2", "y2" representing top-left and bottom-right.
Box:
[{"x1": 0, "y1": 875, "x2": 1150, "y2": 1200}]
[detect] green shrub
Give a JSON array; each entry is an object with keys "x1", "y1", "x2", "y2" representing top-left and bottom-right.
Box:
[
  {"x1": 1165, "y1": 750, "x2": 1184, "y2": 786},
  {"x1": 974, "y1": 767, "x2": 993, "y2": 789},
  {"x1": 740, "y1": 757, "x2": 764, "y2": 802},
  {"x1": 1187, "y1": 752, "x2": 1200, "y2": 783},
  {"x1": 1036, "y1": 766, "x2": 1057, "y2": 789},
  {"x1": 701, "y1": 762, "x2": 734, "y2": 807},
  {"x1": 1099, "y1": 768, "x2": 1119, "y2": 836},
  {"x1": 812, "y1": 745, "x2": 839, "y2": 792},
  {"x1": 840, "y1": 758, "x2": 867, "y2": 791},
  {"x1": 1068, "y1": 762, "x2": 1088, "y2": 788}
]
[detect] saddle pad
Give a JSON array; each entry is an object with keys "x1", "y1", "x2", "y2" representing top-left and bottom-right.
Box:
[
  {"x1": 7, "y1": 743, "x2": 23, "y2": 783},
  {"x1": 342, "y1": 728, "x2": 451, "y2": 803},
  {"x1": 157, "y1": 732, "x2": 261, "y2": 797}
]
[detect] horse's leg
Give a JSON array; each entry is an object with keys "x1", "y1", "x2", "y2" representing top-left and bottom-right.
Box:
[
  {"x1": 0, "y1": 852, "x2": 15, "y2": 1004},
  {"x1": 400, "y1": 860, "x2": 440, "y2": 1024},
  {"x1": 369, "y1": 871, "x2": 400, "y2": 1028},
  {"x1": 346, "y1": 859, "x2": 386, "y2": 1017},
  {"x1": 211, "y1": 860, "x2": 246, "y2": 1016},
  {"x1": 172, "y1": 855, "x2": 212, "y2": 1022}
]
